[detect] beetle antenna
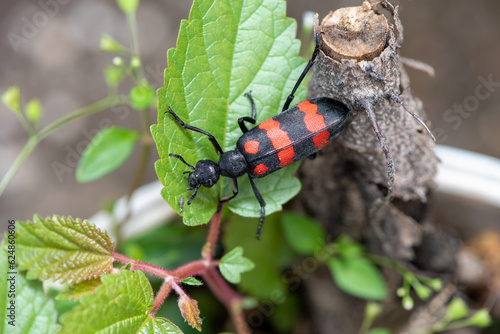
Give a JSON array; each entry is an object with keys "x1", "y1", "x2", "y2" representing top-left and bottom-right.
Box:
[
  {"x1": 169, "y1": 153, "x2": 195, "y2": 170},
  {"x1": 187, "y1": 185, "x2": 201, "y2": 205},
  {"x1": 389, "y1": 92, "x2": 436, "y2": 141}
]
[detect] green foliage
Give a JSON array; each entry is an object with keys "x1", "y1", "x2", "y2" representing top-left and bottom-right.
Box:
[
  {"x1": 138, "y1": 318, "x2": 184, "y2": 334},
  {"x1": 152, "y1": 0, "x2": 306, "y2": 227},
  {"x1": 327, "y1": 236, "x2": 387, "y2": 301},
  {"x1": 57, "y1": 279, "x2": 103, "y2": 300},
  {"x1": 219, "y1": 247, "x2": 255, "y2": 284},
  {"x1": 328, "y1": 256, "x2": 388, "y2": 301},
  {"x1": 59, "y1": 270, "x2": 155, "y2": 334},
  {"x1": 223, "y1": 213, "x2": 292, "y2": 299},
  {"x1": 15, "y1": 215, "x2": 114, "y2": 283},
  {"x1": 281, "y1": 211, "x2": 325, "y2": 255},
  {"x1": 76, "y1": 126, "x2": 139, "y2": 183},
  {"x1": 1, "y1": 246, "x2": 61, "y2": 334},
  {"x1": 181, "y1": 277, "x2": 203, "y2": 286}
]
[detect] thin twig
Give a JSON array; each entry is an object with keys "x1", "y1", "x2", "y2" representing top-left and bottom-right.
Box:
[{"x1": 0, "y1": 95, "x2": 128, "y2": 196}]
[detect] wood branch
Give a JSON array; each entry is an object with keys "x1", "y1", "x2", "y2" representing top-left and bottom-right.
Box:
[{"x1": 288, "y1": 2, "x2": 461, "y2": 333}]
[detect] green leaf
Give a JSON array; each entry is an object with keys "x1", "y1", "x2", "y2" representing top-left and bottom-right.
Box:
[
  {"x1": 281, "y1": 212, "x2": 326, "y2": 255},
  {"x1": 59, "y1": 270, "x2": 155, "y2": 334},
  {"x1": 138, "y1": 317, "x2": 184, "y2": 334},
  {"x1": 181, "y1": 277, "x2": 203, "y2": 286},
  {"x1": 25, "y1": 98, "x2": 43, "y2": 124},
  {"x1": 2, "y1": 86, "x2": 21, "y2": 113},
  {"x1": 328, "y1": 256, "x2": 388, "y2": 301},
  {"x1": 117, "y1": 0, "x2": 139, "y2": 14},
  {"x1": 222, "y1": 213, "x2": 292, "y2": 299},
  {"x1": 57, "y1": 279, "x2": 102, "y2": 300},
  {"x1": 130, "y1": 84, "x2": 155, "y2": 110},
  {"x1": 152, "y1": 0, "x2": 306, "y2": 226},
  {"x1": 76, "y1": 126, "x2": 139, "y2": 183},
  {"x1": 219, "y1": 247, "x2": 255, "y2": 284},
  {"x1": 15, "y1": 215, "x2": 114, "y2": 283},
  {"x1": 1, "y1": 245, "x2": 61, "y2": 334}
]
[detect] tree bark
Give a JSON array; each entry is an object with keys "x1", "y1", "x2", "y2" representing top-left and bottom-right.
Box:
[{"x1": 290, "y1": 1, "x2": 460, "y2": 333}]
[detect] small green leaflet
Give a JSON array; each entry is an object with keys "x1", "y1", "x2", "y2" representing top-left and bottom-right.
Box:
[
  {"x1": 1, "y1": 246, "x2": 60, "y2": 334},
  {"x1": 281, "y1": 212, "x2": 326, "y2": 255},
  {"x1": 328, "y1": 256, "x2": 388, "y2": 301},
  {"x1": 76, "y1": 126, "x2": 139, "y2": 183},
  {"x1": 219, "y1": 247, "x2": 255, "y2": 284},
  {"x1": 15, "y1": 215, "x2": 114, "y2": 283},
  {"x1": 152, "y1": 0, "x2": 306, "y2": 226},
  {"x1": 181, "y1": 277, "x2": 203, "y2": 286}
]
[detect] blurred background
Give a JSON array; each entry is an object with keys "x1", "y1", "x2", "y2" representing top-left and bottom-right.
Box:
[{"x1": 1, "y1": 0, "x2": 499, "y2": 230}]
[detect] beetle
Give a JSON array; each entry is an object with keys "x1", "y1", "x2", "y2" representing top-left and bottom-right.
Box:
[
  {"x1": 166, "y1": 32, "x2": 434, "y2": 238},
  {"x1": 167, "y1": 33, "x2": 350, "y2": 238}
]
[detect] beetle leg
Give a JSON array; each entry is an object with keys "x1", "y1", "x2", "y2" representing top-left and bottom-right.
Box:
[
  {"x1": 387, "y1": 91, "x2": 436, "y2": 141},
  {"x1": 238, "y1": 117, "x2": 256, "y2": 133},
  {"x1": 220, "y1": 178, "x2": 239, "y2": 202},
  {"x1": 361, "y1": 100, "x2": 395, "y2": 200},
  {"x1": 166, "y1": 108, "x2": 224, "y2": 156},
  {"x1": 245, "y1": 91, "x2": 257, "y2": 120},
  {"x1": 169, "y1": 153, "x2": 195, "y2": 170},
  {"x1": 248, "y1": 177, "x2": 266, "y2": 240},
  {"x1": 238, "y1": 92, "x2": 258, "y2": 133},
  {"x1": 282, "y1": 32, "x2": 322, "y2": 112}
]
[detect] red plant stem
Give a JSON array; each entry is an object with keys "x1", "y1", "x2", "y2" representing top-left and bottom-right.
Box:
[
  {"x1": 172, "y1": 259, "x2": 210, "y2": 279},
  {"x1": 150, "y1": 279, "x2": 172, "y2": 317},
  {"x1": 203, "y1": 267, "x2": 251, "y2": 334},
  {"x1": 202, "y1": 203, "x2": 225, "y2": 261},
  {"x1": 113, "y1": 204, "x2": 251, "y2": 333},
  {"x1": 113, "y1": 252, "x2": 170, "y2": 278}
]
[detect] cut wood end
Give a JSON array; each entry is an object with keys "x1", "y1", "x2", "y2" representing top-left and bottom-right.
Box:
[{"x1": 319, "y1": 1, "x2": 390, "y2": 61}]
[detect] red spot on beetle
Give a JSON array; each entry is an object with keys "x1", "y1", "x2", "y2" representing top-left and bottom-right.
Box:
[
  {"x1": 258, "y1": 118, "x2": 295, "y2": 167},
  {"x1": 298, "y1": 100, "x2": 326, "y2": 133},
  {"x1": 313, "y1": 130, "x2": 330, "y2": 149},
  {"x1": 244, "y1": 140, "x2": 260, "y2": 154},
  {"x1": 278, "y1": 146, "x2": 295, "y2": 167},
  {"x1": 254, "y1": 164, "x2": 269, "y2": 175}
]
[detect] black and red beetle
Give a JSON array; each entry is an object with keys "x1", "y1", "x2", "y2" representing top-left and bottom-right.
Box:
[
  {"x1": 167, "y1": 33, "x2": 350, "y2": 238},
  {"x1": 166, "y1": 32, "x2": 433, "y2": 238}
]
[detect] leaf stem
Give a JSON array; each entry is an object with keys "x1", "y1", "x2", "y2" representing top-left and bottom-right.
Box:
[
  {"x1": 0, "y1": 95, "x2": 128, "y2": 197},
  {"x1": 114, "y1": 207, "x2": 251, "y2": 333},
  {"x1": 203, "y1": 267, "x2": 250, "y2": 334},
  {"x1": 126, "y1": 11, "x2": 146, "y2": 81},
  {"x1": 151, "y1": 279, "x2": 172, "y2": 317},
  {"x1": 202, "y1": 203, "x2": 225, "y2": 261}
]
